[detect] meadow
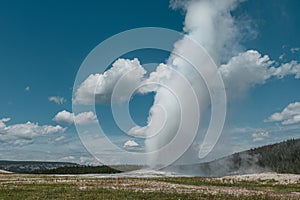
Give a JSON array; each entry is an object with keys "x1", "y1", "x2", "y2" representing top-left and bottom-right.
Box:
[{"x1": 0, "y1": 174, "x2": 299, "y2": 199}]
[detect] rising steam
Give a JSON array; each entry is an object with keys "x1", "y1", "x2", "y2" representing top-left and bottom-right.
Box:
[{"x1": 134, "y1": 0, "x2": 243, "y2": 166}]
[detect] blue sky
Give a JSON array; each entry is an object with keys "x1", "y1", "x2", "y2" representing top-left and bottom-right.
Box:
[{"x1": 0, "y1": 0, "x2": 300, "y2": 165}]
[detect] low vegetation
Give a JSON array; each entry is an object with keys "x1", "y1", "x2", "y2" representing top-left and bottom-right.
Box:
[{"x1": 0, "y1": 174, "x2": 299, "y2": 199}]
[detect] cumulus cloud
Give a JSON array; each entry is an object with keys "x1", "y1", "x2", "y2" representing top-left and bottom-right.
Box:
[
  {"x1": 252, "y1": 131, "x2": 269, "y2": 142},
  {"x1": 74, "y1": 58, "x2": 147, "y2": 105},
  {"x1": 219, "y1": 50, "x2": 274, "y2": 97},
  {"x1": 49, "y1": 96, "x2": 66, "y2": 104},
  {"x1": 271, "y1": 60, "x2": 300, "y2": 79},
  {"x1": 53, "y1": 110, "x2": 74, "y2": 125},
  {"x1": 123, "y1": 140, "x2": 139, "y2": 148},
  {"x1": 53, "y1": 110, "x2": 97, "y2": 125},
  {"x1": 74, "y1": 58, "x2": 174, "y2": 106},
  {"x1": 0, "y1": 118, "x2": 65, "y2": 145},
  {"x1": 138, "y1": 63, "x2": 173, "y2": 94},
  {"x1": 75, "y1": 111, "x2": 98, "y2": 125},
  {"x1": 266, "y1": 102, "x2": 300, "y2": 125},
  {"x1": 219, "y1": 50, "x2": 300, "y2": 98},
  {"x1": 0, "y1": 118, "x2": 10, "y2": 129}
]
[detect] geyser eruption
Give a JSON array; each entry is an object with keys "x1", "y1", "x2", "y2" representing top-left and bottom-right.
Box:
[
  {"x1": 74, "y1": 0, "x2": 294, "y2": 169},
  {"x1": 130, "y1": 0, "x2": 241, "y2": 167}
]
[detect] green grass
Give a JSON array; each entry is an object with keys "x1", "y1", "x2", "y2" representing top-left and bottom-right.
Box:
[
  {"x1": 0, "y1": 183, "x2": 274, "y2": 200},
  {"x1": 0, "y1": 175, "x2": 299, "y2": 200},
  {"x1": 156, "y1": 177, "x2": 300, "y2": 194}
]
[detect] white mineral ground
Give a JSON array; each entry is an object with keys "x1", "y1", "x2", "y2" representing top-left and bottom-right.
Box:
[
  {"x1": 0, "y1": 169, "x2": 12, "y2": 174},
  {"x1": 218, "y1": 172, "x2": 300, "y2": 185}
]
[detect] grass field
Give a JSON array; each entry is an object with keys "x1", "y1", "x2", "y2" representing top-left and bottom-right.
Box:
[{"x1": 0, "y1": 174, "x2": 299, "y2": 199}]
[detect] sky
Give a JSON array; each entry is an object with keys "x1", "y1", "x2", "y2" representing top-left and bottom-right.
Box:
[{"x1": 0, "y1": 0, "x2": 300, "y2": 166}]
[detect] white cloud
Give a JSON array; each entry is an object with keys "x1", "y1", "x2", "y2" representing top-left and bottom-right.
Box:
[
  {"x1": 219, "y1": 50, "x2": 274, "y2": 97},
  {"x1": 60, "y1": 156, "x2": 101, "y2": 165},
  {"x1": 266, "y1": 102, "x2": 300, "y2": 125},
  {"x1": 0, "y1": 118, "x2": 66, "y2": 145},
  {"x1": 74, "y1": 58, "x2": 147, "y2": 105},
  {"x1": 53, "y1": 110, "x2": 74, "y2": 125},
  {"x1": 55, "y1": 135, "x2": 65, "y2": 142},
  {"x1": 75, "y1": 112, "x2": 98, "y2": 125},
  {"x1": 74, "y1": 58, "x2": 173, "y2": 106},
  {"x1": 53, "y1": 110, "x2": 97, "y2": 125},
  {"x1": 219, "y1": 50, "x2": 300, "y2": 98},
  {"x1": 138, "y1": 63, "x2": 173, "y2": 94},
  {"x1": 227, "y1": 126, "x2": 272, "y2": 143},
  {"x1": 271, "y1": 60, "x2": 300, "y2": 79},
  {"x1": 79, "y1": 156, "x2": 101, "y2": 166},
  {"x1": 291, "y1": 47, "x2": 300, "y2": 53},
  {"x1": 0, "y1": 118, "x2": 10, "y2": 129},
  {"x1": 128, "y1": 126, "x2": 148, "y2": 138},
  {"x1": 25, "y1": 86, "x2": 30, "y2": 92},
  {"x1": 49, "y1": 96, "x2": 66, "y2": 104},
  {"x1": 123, "y1": 140, "x2": 139, "y2": 148},
  {"x1": 59, "y1": 156, "x2": 75, "y2": 162},
  {"x1": 252, "y1": 131, "x2": 269, "y2": 142}
]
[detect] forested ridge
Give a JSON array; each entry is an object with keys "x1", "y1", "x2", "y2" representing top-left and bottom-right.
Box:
[{"x1": 249, "y1": 138, "x2": 300, "y2": 174}]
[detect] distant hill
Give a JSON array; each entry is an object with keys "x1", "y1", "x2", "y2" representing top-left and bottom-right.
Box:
[
  {"x1": 167, "y1": 138, "x2": 300, "y2": 177},
  {"x1": 0, "y1": 160, "x2": 79, "y2": 173},
  {"x1": 35, "y1": 165, "x2": 121, "y2": 174},
  {"x1": 248, "y1": 138, "x2": 300, "y2": 174},
  {"x1": 0, "y1": 160, "x2": 128, "y2": 174},
  {"x1": 0, "y1": 160, "x2": 123, "y2": 174}
]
